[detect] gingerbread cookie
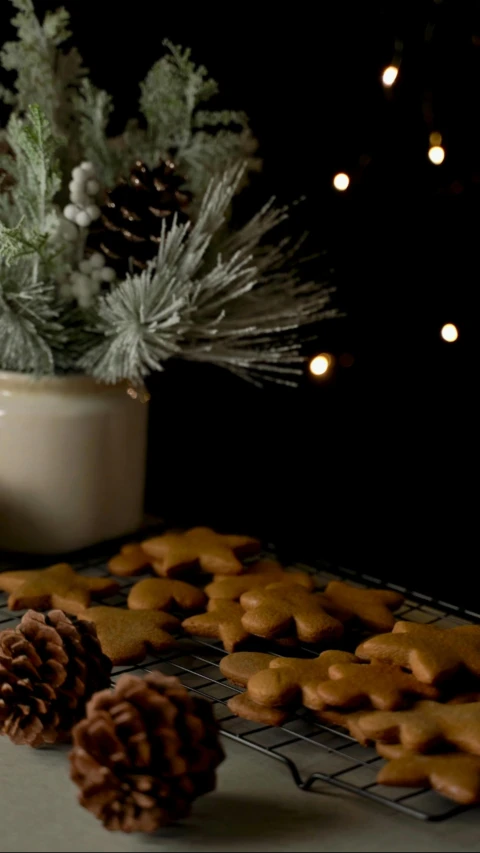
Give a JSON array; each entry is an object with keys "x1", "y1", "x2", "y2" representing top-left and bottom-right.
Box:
[
  {"x1": 128, "y1": 578, "x2": 206, "y2": 613},
  {"x1": 240, "y1": 583, "x2": 346, "y2": 644},
  {"x1": 323, "y1": 581, "x2": 404, "y2": 633},
  {"x1": 141, "y1": 527, "x2": 260, "y2": 577},
  {"x1": 357, "y1": 700, "x2": 480, "y2": 755},
  {"x1": 315, "y1": 708, "x2": 371, "y2": 745},
  {"x1": 205, "y1": 560, "x2": 314, "y2": 601},
  {"x1": 227, "y1": 692, "x2": 291, "y2": 727},
  {"x1": 247, "y1": 651, "x2": 358, "y2": 710},
  {"x1": 182, "y1": 601, "x2": 250, "y2": 653},
  {"x1": 0, "y1": 564, "x2": 119, "y2": 615},
  {"x1": 108, "y1": 544, "x2": 151, "y2": 577},
  {"x1": 78, "y1": 607, "x2": 179, "y2": 665},
  {"x1": 219, "y1": 651, "x2": 276, "y2": 686},
  {"x1": 356, "y1": 622, "x2": 480, "y2": 685},
  {"x1": 376, "y1": 744, "x2": 480, "y2": 805},
  {"x1": 315, "y1": 662, "x2": 440, "y2": 711}
]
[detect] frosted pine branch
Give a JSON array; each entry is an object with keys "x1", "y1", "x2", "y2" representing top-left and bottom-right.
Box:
[{"x1": 82, "y1": 168, "x2": 337, "y2": 386}]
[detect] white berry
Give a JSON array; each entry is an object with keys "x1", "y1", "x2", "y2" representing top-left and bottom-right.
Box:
[
  {"x1": 89, "y1": 252, "x2": 105, "y2": 269},
  {"x1": 64, "y1": 204, "x2": 79, "y2": 222},
  {"x1": 86, "y1": 178, "x2": 100, "y2": 196},
  {"x1": 75, "y1": 211, "x2": 91, "y2": 228},
  {"x1": 81, "y1": 161, "x2": 95, "y2": 175},
  {"x1": 100, "y1": 266, "x2": 116, "y2": 283},
  {"x1": 86, "y1": 204, "x2": 101, "y2": 221},
  {"x1": 79, "y1": 259, "x2": 92, "y2": 274},
  {"x1": 91, "y1": 269, "x2": 104, "y2": 283},
  {"x1": 71, "y1": 190, "x2": 87, "y2": 207},
  {"x1": 72, "y1": 166, "x2": 84, "y2": 181}
]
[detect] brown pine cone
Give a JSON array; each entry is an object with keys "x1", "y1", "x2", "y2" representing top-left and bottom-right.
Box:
[
  {"x1": 88, "y1": 159, "x2": 191, "y2": 279},
  {"x1": 0, "y1": 610, "x2": 111, "y2": 747},
  {"x1": 69, "y1": 671, "x2": 225, "y2": 832}
]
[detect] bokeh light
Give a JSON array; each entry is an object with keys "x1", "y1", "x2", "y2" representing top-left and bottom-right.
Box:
[
  {"x1": 429, "y1": 131, "x2": 442, "y2": 146},
  {"x1": 382, "y1": 66, "x2": 398, "y2": 87},
  {"x1": 428, "y1": 145, "x2": 445, "y2": 165},
  {"x1": 333, "y1": 173, "x2": 350, "y2": 191},
  {"x1": 309, "y1": 354, "x2": 331, "y2": 376},
  {"x1": 440, "y1": 323, "x2": 458, "y2": 343}
]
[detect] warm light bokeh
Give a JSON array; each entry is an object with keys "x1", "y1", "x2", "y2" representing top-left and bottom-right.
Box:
[
  {"x1": 429, "y1": 131, "x2": 442, "y2": 146},
  {"x1": 309, "y1": 354, "x2": 331, "y2": 376},
  {"x1": 382, "y1": 65, "x2": 398, "y2": 87},
  {"x1": 440, "y1": 323, "x2": 459, "y2": 343},
  {"x1": 428, "y1": 145, "x2": 445, "y2": 165},
  {"x1": 333, "y1": 173, "x2": 350, "y2": 191}
]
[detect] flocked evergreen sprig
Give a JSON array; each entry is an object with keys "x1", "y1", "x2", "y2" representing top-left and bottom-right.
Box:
[{"x1": 0, "y1": 0, "x2": 337, "y2": 386}]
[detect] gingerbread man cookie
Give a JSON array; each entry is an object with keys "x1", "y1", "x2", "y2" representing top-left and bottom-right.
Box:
[
  {"x1": 315, "y1": 708, "x2": 372, "y2": 745},
  {"x1": 240, "y1": 583, "x2": 347, "y2": 644},
  {"x1": 182, "y1": 601, "x2": 250, "y2": 653},
  {"x1": 376, "y1": 744, "x2": 480, "y2": 806},
  {"x1": 324, "y1": 581, "x2": 404, "y2": 633},
  {"x1": 315, "y1": 662, "x2": 440, "y2": 711},
  {"x1": 0, "y1": 564, "x2": 119, "y2": 614},
  {"x1": 205, "y1": 560, "x2": 314, "y2": 601},
  {"x1": 357, "y1": 700, "x2": 480, "y2": 755},
  {"x1": 219, "y1": 651, "x2": 276, "y2": 686},
  {"x1": 78, "y1": 607, "x2": 179, "y2": 665},
  {"x1": 247, "y1": 651, "x2": 359, "y2": 710},
  {"x1": 227, "y1": 693, "x2": 291, "y2": 726},
  {"x1": 142, "y1": 527, "x2": 260, "y2": 577},
  {"x1": 356, "y1": 622, "x2": 480, "y2": 685}
]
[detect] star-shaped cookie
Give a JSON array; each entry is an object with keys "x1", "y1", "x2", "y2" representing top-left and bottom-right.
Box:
[
  {"x1": 0, "y1": 563, "x2": 119, "y2": 614},
  {"x1": 357, "y1": 700, "x2": 480, "y2": 755},
  {"x1": 108, "y1": 544, "x2": 151, "y2": 577},
  {"x1": 141, "y1": 527, "x2": 260, "y2": 577},
  {"x1": 315, "y1": 661, "x2": 439, "y2": 711},
  {"x1": 356, "y1": 622, "x2": 480, "y2": 685},
  {"x1": 376, "y1": 744, "x2": 480, "y2": 805},
  {"x1": 240, "y1": 583, "x2": 347, "y2": 644},
  {"x1": 324, "y1": 581, "x2": 404, "y2": 633},
  {"x1": 127, "y1": 578, "x2": 207, "y2": 613},
  {"x1": 247, "y1": 651, "x2": 358, "y2": 710},
  {"x1": 77, "y1": 607, "x2": 179, "y2": 665}
]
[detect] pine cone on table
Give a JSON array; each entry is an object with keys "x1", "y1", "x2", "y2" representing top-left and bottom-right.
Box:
[
  {"x1": 0, "y1": 610, "x2": 111, "y2": 747},
  {"x1": 69, "y1": 671, "x2": 225, "y2": 833},
  {"x1": 88, "y1": 159, "x2": 191, "y2": 279}
]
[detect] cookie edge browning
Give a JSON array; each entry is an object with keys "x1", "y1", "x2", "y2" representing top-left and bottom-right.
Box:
[
  {"x1": 219, "y1": 651, "x2": 276, "y2": 687},
  {"x1": 227, "y1": 692, "x2": 290, "y2": 726}
]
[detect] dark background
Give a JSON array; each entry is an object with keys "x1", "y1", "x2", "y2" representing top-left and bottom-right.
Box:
[{"x1": 1, "y1": 1, "x2": 476, "y2": 602}]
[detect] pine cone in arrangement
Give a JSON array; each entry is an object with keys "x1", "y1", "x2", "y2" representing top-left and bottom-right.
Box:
[
  {"x1": 69, "y1": 671, "x2": 225, "y2": 833},
  {"x1": 88, "y1": 159, "x2": 191, "y2": 278},
  {"x1": 0, "y1": 610, "x2": 111, "y2": 747}
]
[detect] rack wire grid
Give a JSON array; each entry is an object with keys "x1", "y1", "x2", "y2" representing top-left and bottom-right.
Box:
[{"x1": 1, "y1": 540, "x2": 479, "y2": 823}]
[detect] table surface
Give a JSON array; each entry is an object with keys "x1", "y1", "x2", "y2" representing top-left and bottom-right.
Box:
[{"x1": 2, "y1": 735, "x2": 480, "y2": 853}]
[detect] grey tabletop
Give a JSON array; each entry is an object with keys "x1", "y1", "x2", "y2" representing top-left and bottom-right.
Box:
[{"x1": 2, "y1": 735, "x2": 480, "y2": 853}]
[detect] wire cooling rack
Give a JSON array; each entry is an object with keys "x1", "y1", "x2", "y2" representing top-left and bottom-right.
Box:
[{"x1": 1, "y1": 539, "x2": 479, "y2": 823}]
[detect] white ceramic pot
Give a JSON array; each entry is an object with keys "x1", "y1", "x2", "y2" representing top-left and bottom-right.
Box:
[{"x1": 0, "y1": 372, "x2": 148, "y2": 554}]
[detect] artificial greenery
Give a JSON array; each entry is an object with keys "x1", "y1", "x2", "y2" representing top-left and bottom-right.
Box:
[{"x1": 0, "y1": 0, "x2": 335, "y2": 386}]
